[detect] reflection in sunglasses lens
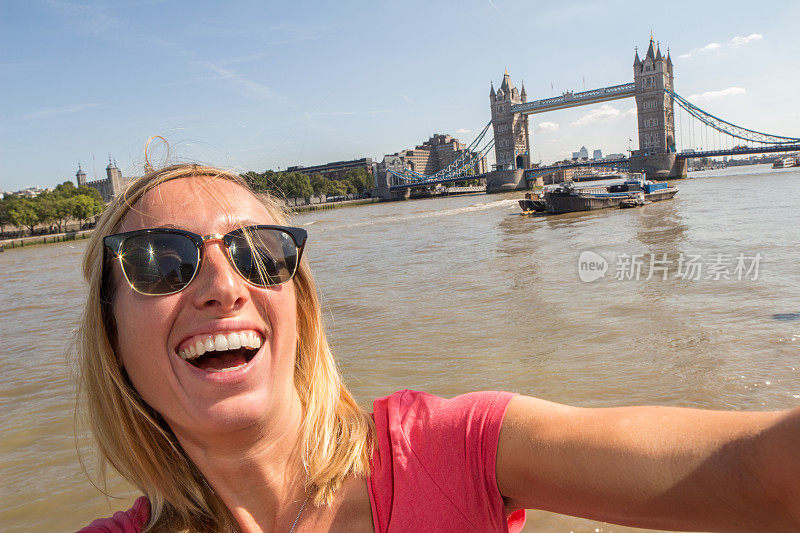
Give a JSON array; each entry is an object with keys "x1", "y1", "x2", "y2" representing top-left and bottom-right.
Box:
[
  {"x1": 122, "y1": 234, "x2": 198, "y2": 294},
  {"x1": 232, "y1": 229, "x2": 298, "y2": 286}
]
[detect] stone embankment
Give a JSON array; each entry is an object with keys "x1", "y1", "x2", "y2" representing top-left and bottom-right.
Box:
[{"x1": 1, "y1": 229, "x2": 93, "y2": 250}]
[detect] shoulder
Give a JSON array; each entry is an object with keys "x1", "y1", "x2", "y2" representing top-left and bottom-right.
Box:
[
  {"x1": 369, "y1": 390, "x2": 520, "y2": 532},
  {"x1": 76, "y1": 496, "x2": 150, "y2": 533},
  {"x1": 372, "y1": 389, "x2": 516, "y2": 431},
  {"x1": 370, "y1": 389, "x2": 516, "y2": 473}
]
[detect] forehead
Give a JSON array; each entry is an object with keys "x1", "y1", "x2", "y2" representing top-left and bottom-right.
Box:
[{"x1": 119, "y1": 177, "x2": 275, "y2": 233}]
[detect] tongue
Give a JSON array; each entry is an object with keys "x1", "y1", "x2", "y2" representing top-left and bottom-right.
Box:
[{"x1": 196, "y1": 351, "x2": 248, "y2": 372}]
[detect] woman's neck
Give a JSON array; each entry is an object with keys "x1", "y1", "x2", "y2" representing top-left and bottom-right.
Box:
[{"x1": 174, "y1": 390, "x2": 309, "y2": 532}]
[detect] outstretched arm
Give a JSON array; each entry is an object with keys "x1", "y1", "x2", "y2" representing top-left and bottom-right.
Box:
[{"x1": 496, "y1": 396, "x2": 800, "y2": 532}]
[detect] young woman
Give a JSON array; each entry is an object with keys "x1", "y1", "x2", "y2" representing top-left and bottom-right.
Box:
[{"x1": 78, "y1": 163, "x2": 799, "y2": 532}]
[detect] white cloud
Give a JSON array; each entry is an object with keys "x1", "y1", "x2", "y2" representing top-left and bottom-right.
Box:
[
  {"x1": 688, "y1": 87, "x2": 746, "y2": 102},
  {"x1": 487, "y1": 0, "x2": 512, "y2": 24},
  {"x1": 731, "y1": 33, "x2": 763, "y2": 46},
  {"x1": 678, "y1": 33, "x2": 763, "y2": 60},
  {"x1": 197, "y1": 61, "x2": 281, "y2": 102},
  {"x1": 455, "y1": 128, "x2": 472, "y2": 134},
  {"x1": 23, "y1": 102, "x2": 100, "y2": 120},
  {"x1": 537, "y1": 121, "x2": 559, "y2": 132},
  {"x1": 399, "y1": 92, "x2": 414, "y2": 105},
  {"x1": 624, "y1": 107, "x2": 637, "y2": 116},
  {"x1": 571, "y1": 104, "x2": 620, "y2": 126},
  {"x1": 305, "y1": 109, "x2": 395, "y2": 117}
]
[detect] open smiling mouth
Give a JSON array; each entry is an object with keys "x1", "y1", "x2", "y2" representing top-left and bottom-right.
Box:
[{"x1": 177, "y1": 331, "x2": 262, "y2": 373}]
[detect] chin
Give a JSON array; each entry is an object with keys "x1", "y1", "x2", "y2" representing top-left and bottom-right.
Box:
[{"x1": 194, "y1": 391, "x2": 276, "y2": 433}]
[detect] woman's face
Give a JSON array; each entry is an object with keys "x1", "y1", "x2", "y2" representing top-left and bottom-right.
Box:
[{"x1": 111, "y1": 177, "x2": 300, "y2": 440}]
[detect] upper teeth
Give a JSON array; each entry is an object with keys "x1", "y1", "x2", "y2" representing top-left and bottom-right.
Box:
[{"x1": 178, "y1": 331, "x2": 262, "y2": 360}]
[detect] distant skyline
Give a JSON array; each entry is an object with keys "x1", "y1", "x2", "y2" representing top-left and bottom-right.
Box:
[{"x1": 2, "y1": 0, "x2": 798, "y2": 191}]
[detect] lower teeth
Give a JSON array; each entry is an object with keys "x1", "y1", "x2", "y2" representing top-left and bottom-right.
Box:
[
  {"x1": 213, "y1": 362, "x2": 248, "y2": 373},
  {"x1": 185, "y1": 347, "x2": 257, "y2": 372}
]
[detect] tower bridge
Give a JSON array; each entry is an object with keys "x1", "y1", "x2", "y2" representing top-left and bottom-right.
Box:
[
  {"x1": 488, "y1": 36, "x2": 681, "y2": 192},
  {"x1": 377, "y1": 37, "x2": 800, "y2": 199}
]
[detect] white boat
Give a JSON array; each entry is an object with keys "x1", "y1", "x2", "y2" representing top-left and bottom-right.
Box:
[{"x1": 772, "y1": 157, "x2": 796, "y2": 168}]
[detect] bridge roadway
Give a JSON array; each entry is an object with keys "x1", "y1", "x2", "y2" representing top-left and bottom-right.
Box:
[
  {"x1": 512, "y1": 83, "x2": 636, "y2": 115},
  {"x1": 674, "y1": 143, "x2": 800, "y2": 159}
]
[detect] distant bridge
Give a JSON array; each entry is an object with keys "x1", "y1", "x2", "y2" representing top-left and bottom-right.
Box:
[
  {"x1": 378, "y1": 37, "x2": 799, "y2": 197},
  {"x1": 676, "y1": 144, "x2": 800, "y2": 160},
  {"x1": 388, "y1": 172, "x2": 491, "y2": 190},
  {"x1": 523, "y1": 158, "x2": 629, "y2": 182}
]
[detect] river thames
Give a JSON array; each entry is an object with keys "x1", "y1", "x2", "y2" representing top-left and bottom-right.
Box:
[{"x1": 1, "y1": 164, "x2": 798, "y2": 532}]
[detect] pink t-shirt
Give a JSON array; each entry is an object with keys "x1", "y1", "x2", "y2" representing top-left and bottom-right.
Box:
[
  {"x1": 369, "y1": 390, "x2": 525, "y2": 532},
  {"x1": 78, "y1": 390, "x2": 525, "y2": 532},
  {"x1": 78, "y1": 495, "x2": 150, "y2": 532}
]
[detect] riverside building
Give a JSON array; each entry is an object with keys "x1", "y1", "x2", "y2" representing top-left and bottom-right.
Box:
[
  {"x1": 378, "y1": 133, "x2": 487, "y2": 184},
  {"x1": 286, "y1": 157, "x2": 376, "y2": 182}
]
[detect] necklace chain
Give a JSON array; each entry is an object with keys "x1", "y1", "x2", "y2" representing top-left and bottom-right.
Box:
[{"x1": 288, "y1": 495, "x2": 310, "y2": 533}]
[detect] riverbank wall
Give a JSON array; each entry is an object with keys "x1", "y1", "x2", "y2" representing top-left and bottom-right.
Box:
[{"x1": 1, "y1": 229, "x2": 93, "y2": 250}]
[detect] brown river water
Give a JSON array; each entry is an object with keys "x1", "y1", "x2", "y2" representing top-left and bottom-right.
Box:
[{"x1": 1, "y1": 165, "x2": 798, "y2": 532}]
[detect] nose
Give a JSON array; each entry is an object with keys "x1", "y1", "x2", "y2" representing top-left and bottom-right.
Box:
[{"x1": 190, "y1": 241, "x2": 249, "y2": 312}]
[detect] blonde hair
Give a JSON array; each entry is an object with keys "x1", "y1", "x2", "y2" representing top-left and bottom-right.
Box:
[{"x1": 77, "y1": 163, "x2": 375, "y2": 532}]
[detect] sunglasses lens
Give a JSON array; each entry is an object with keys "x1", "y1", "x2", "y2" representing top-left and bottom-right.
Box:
[
  {"x1": 229, "y1": 228, "x2": 300, "y2": 287},
  {"x1": 119, "y1": 233, "x2": 199, "y2": 295}
]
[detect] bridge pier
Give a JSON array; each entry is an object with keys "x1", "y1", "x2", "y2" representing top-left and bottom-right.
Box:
[
  {"x1": 629, "y1": 153, "x2": 686, "y2": 180},
  {"x1": 375, "y1": 186, "x2": 411, "y2": 201},
  {"x1": 486, "y1": 169, "x2": 526, "y2": 193},
  {"x1": 391, "y1": 188, "x2": 411, "y2": 200},
  {"x1": 375, "y1": 186, "x2": 391, "y2": 200}
]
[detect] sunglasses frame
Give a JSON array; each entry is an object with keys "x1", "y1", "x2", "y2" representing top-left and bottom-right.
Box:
[{"x1": 103, "y1": 225, "x2": 308, "y2": 296}]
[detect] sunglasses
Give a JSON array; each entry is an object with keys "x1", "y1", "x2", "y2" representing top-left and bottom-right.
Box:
[{"x1": 103, "y1": 225, "x2": 307, "y2": 296}]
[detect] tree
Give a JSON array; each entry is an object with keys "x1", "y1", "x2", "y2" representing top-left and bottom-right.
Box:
[
  {"x1": 310, "y1": 173, "x2": 333, "y2": 196},
  {"x1": 278, "y1": 172, "x2": 313, "y2": 200},
  {"x1": 33, "y1": 191, "x2": 57, "y2": 232},
  {"x1": 241, "y1": 169, "x2": 316, "y2": 200},
  {"x1": 77, "y1": 185, "x2": 103, "y2": 203},
  {"x1": 241, "y1": 171, "x2": 263, "y2": 191},
  {"x1": 341, "y1": 168, "x2": 375, "y2": 193},
  {"x1": 0, "y1": 197, "x2": 10, "y2": 237},
  {"x1": 54, "y1": 181, "x2": 77, "y2": 197},
  {"x1": 72, "y1": 194, "x2": 104, "y2": 228},
  {"x1": 7, "y1": 196, "x2": 39, "y2": 234},
  {"x1": 52, "y1": 195, "x2": 74, "y2": 232}
]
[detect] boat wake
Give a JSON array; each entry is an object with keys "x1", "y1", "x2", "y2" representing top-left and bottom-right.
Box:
[{"x1": 318, "y1": 199, "x2": 519, "y2": 232}]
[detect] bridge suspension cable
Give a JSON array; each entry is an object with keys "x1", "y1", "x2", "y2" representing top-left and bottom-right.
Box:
[
  {"x1": 670, "y1": 90, "x2": 800, "y2": 146},
  {"x1": 388, "y1": 120, "x2": 494, "y2": 185}
]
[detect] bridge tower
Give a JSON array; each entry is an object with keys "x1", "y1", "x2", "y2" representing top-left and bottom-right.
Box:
[
  {"x1": 633, "y1": 37, "x2": 676, "y2": 155},
  {"x1": 490, "y1": 71, "x2": 530, "y2": 169}
]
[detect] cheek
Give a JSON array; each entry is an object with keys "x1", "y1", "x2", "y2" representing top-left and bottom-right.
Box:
[
  {"x1": 113, "y1": 292, "x2": 174, "y2": 394},
  {"x1": 262, "y1": 286, "x2": 299, "y2": 352}
]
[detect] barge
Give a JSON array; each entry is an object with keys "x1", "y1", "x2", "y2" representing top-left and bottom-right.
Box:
[{"x1": 519, "y1": 174, "x2": 678, "y2": 214}]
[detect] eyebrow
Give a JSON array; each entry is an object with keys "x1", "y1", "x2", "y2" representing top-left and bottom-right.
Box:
[{"x1": 156, "y1": 220, "x2": 264, "y2": 231}]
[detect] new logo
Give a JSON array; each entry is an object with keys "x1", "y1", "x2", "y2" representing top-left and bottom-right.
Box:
[{"x1": 578, "y1": 250, "x2": 608, "y2": 282}]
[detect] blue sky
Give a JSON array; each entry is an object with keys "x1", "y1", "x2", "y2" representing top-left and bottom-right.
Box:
[{"x1": 1, "y1": 0, "x2": 798, "y2": 191}]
